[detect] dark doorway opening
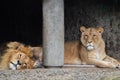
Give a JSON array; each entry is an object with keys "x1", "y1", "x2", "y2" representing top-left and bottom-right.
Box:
[{"x1": 0, "y1": 0, "x2": 42, "y2": 46}]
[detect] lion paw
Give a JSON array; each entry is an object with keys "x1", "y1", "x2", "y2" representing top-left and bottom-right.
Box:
[{"x1": 115, "y1": 64, "x2": 120, "y2": 69}]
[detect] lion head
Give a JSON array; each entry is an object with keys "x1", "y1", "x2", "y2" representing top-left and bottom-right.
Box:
[
  {"x1": 0, "y1": 42, "x2": 35, "y2": 70},
  {"x1": 9, "y1": 50, "x2": 34, "y2": 70},
  {"x1": 80, "y1": 26, "x2": 104, "y2": 51}
]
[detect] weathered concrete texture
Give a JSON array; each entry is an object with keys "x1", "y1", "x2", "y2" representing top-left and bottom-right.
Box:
[
  {"x1": 43, "y1": 0, "x2": 64, "y2": 67},
  {"x1": 0, "y1": 68, "x2": 120, "y2": 80},
  {"x1": 100, "y1": 76, "x2": 120, "y2": 80}
]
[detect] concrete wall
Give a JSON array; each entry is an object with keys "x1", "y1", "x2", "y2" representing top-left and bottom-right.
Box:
[{"x1": 43, "y1": 0, "x2": 64, "y2": 67}]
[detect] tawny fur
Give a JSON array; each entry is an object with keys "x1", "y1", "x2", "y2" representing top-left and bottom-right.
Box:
[
  {"x1": 7, "y1": 41, "x2": 24, "y2": 49},
  {"x1": 65, "y1": 26, "x2": 120, "y2": 68},
  {"x1": 0, "y1": 42, "x2": 34, "y2": 70}
]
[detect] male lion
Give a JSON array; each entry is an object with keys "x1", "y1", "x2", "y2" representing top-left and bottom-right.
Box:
[
  {"x1": 0, "y1": 41, "x2": 35, "y2": 70},
  {"x1": 65, "y1": 26, "x2": 120, "y2": 68}
]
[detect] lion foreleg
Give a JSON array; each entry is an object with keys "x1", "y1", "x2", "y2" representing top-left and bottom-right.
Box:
[
  {"x1": 87, "y1": 58, "x2": 116, "y2": 68},
  {"x1": 103, "y1": 55, "x2": 120, "y2": 67}
]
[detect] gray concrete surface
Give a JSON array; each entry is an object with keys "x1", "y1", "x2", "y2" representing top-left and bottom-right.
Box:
[
  {"x1": 0, "y1": 68, "x2": 120, "y2": 80},
  {"x1": 43, "y1": 0, "x2": 64, "y2": 67}
]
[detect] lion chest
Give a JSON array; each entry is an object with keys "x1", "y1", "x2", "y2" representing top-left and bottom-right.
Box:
[{"x1": 88, "y1": 51, "x2": 104, "y2": 60}]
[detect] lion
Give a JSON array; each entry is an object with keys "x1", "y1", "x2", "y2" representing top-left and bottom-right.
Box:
[
  {"x1": 0, "y1": 41, "x2": 35, "y2": 70},
  {"x1": 64, "y1": 26, "x2": 120, "y2": 68}
]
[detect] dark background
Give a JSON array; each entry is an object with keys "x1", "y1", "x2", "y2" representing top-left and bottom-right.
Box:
[
  {"x1": 1, "y1": 0, "x2": 120, "y2": 59},
  {"x1": 0, "y1": 0, "x2": 42, "y2": 46}
]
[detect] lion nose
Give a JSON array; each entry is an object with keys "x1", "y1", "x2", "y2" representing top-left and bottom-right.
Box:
[
  {"x1": 88, "y1": 41, "x2": 92, "y2": 43},
  {"x1": 17, "y1": 60, "x2": 21, "y2": 65}
]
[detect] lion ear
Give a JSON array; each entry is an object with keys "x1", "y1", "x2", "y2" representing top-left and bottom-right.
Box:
[
  {"x1": 80, "y1": 26, "x2": 86, "y2": 33},
  {"x1": 97, "y1": 27, "x2": 104, "y2": 34}
]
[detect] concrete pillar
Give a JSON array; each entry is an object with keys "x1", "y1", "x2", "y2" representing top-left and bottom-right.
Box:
[{"x1": 43, "y1": 0, "x2": 64, "y2": 67}]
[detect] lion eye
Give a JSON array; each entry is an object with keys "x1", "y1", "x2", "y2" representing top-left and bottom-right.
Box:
[
  {"x1": 93, "y1": 35, "x2": 97, "y2": 38},
  {"x1": 84, "y1": 35, "x2": 88, "y2": 39},
  {"x1": 18, "y1": 54, "x2": 22, "y2": 59}
]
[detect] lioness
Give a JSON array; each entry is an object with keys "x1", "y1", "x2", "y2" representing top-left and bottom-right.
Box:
[{"x1": 65, "y1": 26, "x2": 120, "y2": 68}]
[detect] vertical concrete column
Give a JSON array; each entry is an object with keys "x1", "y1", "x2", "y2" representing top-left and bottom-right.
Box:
[{"x1": 43, "y1": 0, "x2": 64, "y2": 67}]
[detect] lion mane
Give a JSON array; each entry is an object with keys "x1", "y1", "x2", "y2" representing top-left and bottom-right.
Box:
[{"x1": 0, "y1": 41, "x2": 35, "y2": 70}]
